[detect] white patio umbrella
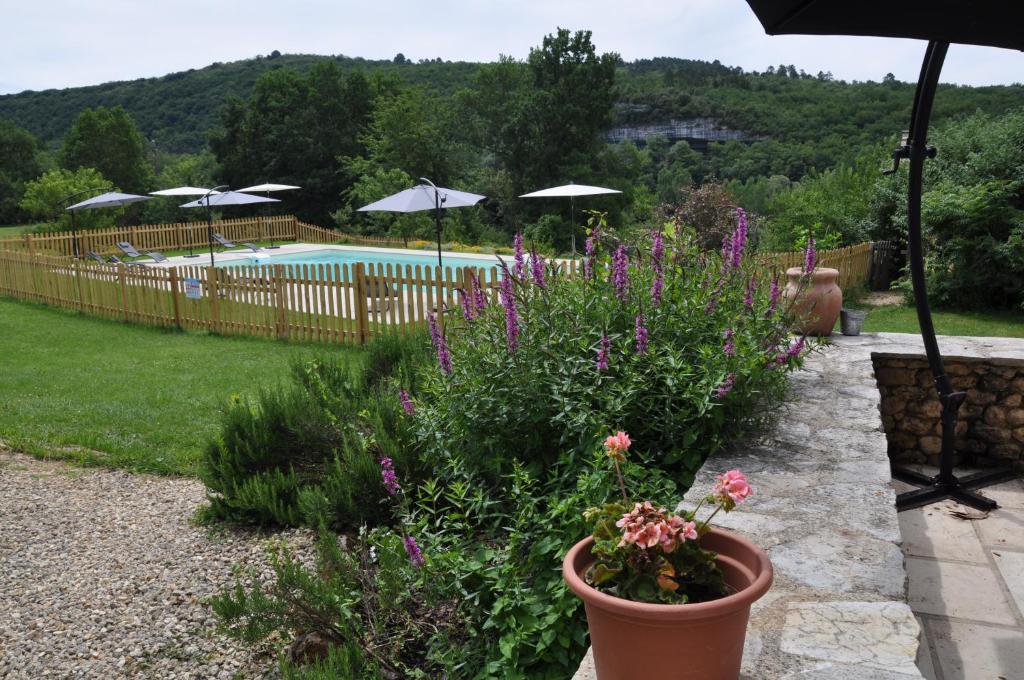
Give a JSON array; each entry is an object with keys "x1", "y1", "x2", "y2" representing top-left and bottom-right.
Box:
[
  {"x1": 519, "y1": 183, "x2": 621, "y2": 256},
  {"x1": 237, "y1": 183, "x2": 301, "y2": 248},
  {"x1": 179, "y1": 189, "x2": 279, "y2": 267},
  {"x1": 150, "y1": 186, "x2": 223, "y2": 257},
  {"x1": 65, "y1": 191, "x2": 152, "y2": 258},
  {"x1": 357, "y1": 178, "x2": 485, "y2": 266}
]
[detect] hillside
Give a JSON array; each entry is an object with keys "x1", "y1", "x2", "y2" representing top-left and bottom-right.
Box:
[{"x1": 3, "y1": 52, "x2": 1022, "y2": 163}]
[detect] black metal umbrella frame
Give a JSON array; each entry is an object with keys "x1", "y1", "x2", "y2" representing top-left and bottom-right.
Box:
[{"x1": 887, "y1": 41, "x2": 1017, "y2": 511}]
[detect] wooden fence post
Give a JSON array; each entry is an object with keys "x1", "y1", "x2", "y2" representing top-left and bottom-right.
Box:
[
  {"x1": 168, "y1": 267, "x2": 182, "y2": 329},
  {"x1": 274, "y1": 264, "x2": 288, "y2": 340},
  {"x1": 354, "y1": 262, "x2": 370, "y2": 345},
  {"x1": 207, "y1": 267, "x2": 219, "y2": 334},
  {"x1": 175, "y1": 222, "x2": 184, "y2": 251},
  {"x1": 117, "y1": 263, "x2": 129, "y2": 322}
]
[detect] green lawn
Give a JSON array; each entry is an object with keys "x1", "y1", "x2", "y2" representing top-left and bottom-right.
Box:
[
  {"x1": 0, "y1": 298, "x2": 357, "y2": 475},
  {"x1": 835, "y1": 303, "x2": 1024, "y2": 338}
]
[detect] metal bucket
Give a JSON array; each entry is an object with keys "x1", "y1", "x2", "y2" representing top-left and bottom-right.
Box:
[{"x1": 840, "y1": 308, "x2": 867, "y2": 336}]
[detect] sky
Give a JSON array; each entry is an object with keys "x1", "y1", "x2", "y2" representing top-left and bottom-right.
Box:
[{"x1": 2, "y1": 0, "x2": 1023, "y2": 95}]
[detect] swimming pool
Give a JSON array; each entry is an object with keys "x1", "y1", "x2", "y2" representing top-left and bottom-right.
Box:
[{"x1": 216, "y1": 246, "x2": 510, "y2": 277}]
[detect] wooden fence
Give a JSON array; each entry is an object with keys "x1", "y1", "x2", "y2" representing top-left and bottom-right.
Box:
[
  {"x1": 0, "y1": 227, "x2": 879, "y2": 345},
  {"x1": 0, "y1": 249, "x2": 507, "y2": 345},
  {"x1": 756, "y1": 241, "x2": 874, "y2": 291}
]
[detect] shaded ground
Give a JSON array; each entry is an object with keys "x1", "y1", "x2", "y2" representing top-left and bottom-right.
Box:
[{"x1": 0, "y1": 446, "x2": 313, "y2": 679}]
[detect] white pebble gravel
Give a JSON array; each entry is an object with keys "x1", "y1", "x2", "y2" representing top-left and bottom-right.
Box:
[{"x1": 0, "y1": 448, "x2": 315, "y2": 679}]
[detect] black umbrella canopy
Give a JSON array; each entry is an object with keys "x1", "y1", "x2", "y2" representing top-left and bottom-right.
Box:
[{"x1": 745, "y1": 0, "x2": 1024, "y2": 51}]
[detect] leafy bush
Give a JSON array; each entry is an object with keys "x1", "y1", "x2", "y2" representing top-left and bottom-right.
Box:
[
  {"x1": 415, "y1": 213, "x2": 801, "y2": 488},
  {"x1": 199, "y1": 336, "x2": 428, "y2": 528}
]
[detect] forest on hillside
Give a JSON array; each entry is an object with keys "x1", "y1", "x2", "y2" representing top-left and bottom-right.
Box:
[{"x1": 2, "y1": 28, "x2": 1022, "y2": 309}]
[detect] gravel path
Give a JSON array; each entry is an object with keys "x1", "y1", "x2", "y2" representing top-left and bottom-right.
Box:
[{"x1": 0, "y1": 447, "x2": 314, "y2": 679}]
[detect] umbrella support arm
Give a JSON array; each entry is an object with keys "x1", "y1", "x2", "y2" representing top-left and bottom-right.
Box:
[{"x1": 892, "y1": 41, "x2": 1016, "y2": 511}]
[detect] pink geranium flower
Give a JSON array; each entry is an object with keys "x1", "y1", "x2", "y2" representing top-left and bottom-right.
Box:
[
  {"x1": 603, "y1": 431, "x2": 631, "y2": 461},
  {"x1": 714, "y1": 469, "x2": 753, "y2": 507}
]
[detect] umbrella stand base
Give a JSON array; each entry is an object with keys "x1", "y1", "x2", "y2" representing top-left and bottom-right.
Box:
[
  {"x1": 264, "y1": 245, "x2": 280, "y2": 249},
  {"x1": 183, "y1": 254, "x2": 201, "y2": 258},
  {"x1": 893, "y1": 465, "x2": 1017, "y2": 511}
]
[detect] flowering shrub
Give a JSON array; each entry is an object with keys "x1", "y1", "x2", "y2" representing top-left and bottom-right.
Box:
[
  {"x1": 583, "y1": 433, "x2": 752, "y2": 604},
  {"x1": 415, "y1": 212, "x2": 808, "y2": 485}
]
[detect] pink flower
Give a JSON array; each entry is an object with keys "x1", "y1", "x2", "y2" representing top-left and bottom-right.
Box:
[
  {"x1": 714, "y1": 469, "x2": 752, "y2": 507},
  {"x1": 604, "y1": 431, "x2": 631, "y2": 461},
  {"x1": 679, "y1": 520, "x2": 698, "y2": 542}
]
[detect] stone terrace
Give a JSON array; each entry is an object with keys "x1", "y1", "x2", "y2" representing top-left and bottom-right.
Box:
[{"x1": 574, "y1": 333, "x2": 1024, "y2": 679}]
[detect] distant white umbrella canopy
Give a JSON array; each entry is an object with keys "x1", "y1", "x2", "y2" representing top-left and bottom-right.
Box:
[
  {"x1": 178, "y1": 191, "x2": 279, "y2": 209},
  {"x1": 519, "y1": 183, "x2": 621, "y2": 256},
  {"x1": 237, "y1": 183, "x2": 301, "y2": 193},
  {"x1": 149, "y1": 186, "x2": 222, "y2": 196},
  {"x1": 66, "y1": 191, "x2": 152, "y2": 211},
  {"x1": 357, "y1": 181, "x2": 486, "y2": 266}
]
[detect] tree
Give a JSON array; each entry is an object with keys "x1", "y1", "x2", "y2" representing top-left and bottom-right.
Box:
[
  {"x1": 61, "y1": 106, "x2": 153, "y2": 194},
  {"x1": 19, "y1": 167, "x2": 116, "y2": 230},
  {"x1": 210, "y1": 63, "x2": 381, "y2": 224},
  {"x1": 139, "y1": 152, "x2": 220, "y2": 224},
  {"x1": 0, "y1": 120, "x2": 41, "y2": 224}
]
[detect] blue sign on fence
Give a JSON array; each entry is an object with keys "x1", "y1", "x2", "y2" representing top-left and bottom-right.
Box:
[{"x1": 184, "y1": 278, "x2": 202, "y2": 300}]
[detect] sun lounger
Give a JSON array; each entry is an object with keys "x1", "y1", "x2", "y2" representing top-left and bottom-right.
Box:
[
  {"x1": 146, "y1": 251, "x2": 169, "y2": 263},
  {"x1": 212, "y1": 232, "x2": 261, "y2": 252},
  {"x1": 86, "y1": 251, "x2": 106, "y2": 264},
  {"x1": 117, "y1": 241, "x2": 144, "y2": 258},
  {"x1": 108, "y1": 255, "x2": 148, "y2": 267}
]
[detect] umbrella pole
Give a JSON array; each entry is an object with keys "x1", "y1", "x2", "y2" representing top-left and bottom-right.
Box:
[
  {"x1": 207, "y1": 201, "x2": 216, "y2": 269},
  {"x1": 71, "y1": 211, "x2": 80, "y2": 258},
  {"x1": 435, "y1": 190, "x2": 442, "y2": 268},
  {"x1": 891, "y1": 41, "x2": 1014, "y2": 511},
  {"x1": 265, "y1": 190, "x2": 279, "y2": 249},
  {"x1": 570, "y1": 196, "x2": 576, "y2": 258}
]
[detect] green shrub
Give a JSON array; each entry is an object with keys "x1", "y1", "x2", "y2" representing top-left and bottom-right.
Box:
[{"x1": 199, "y1": 338, "x2": 427, "y2": 528}]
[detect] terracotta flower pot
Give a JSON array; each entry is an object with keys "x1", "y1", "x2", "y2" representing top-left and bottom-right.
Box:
[
  {"x1": 783, "y1": 267, "x2": 842, "y2": 336},
  {"x1": 563, "y1": 528, "x2": 773, "y2": 680}
]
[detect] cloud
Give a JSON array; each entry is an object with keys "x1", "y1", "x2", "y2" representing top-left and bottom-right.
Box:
[{"x1": 1, "y1": 0, "x2": 1021, "y2": 94}]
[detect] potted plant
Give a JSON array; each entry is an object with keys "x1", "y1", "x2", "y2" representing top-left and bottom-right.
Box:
[{"x1": 563, "y1": 432, "x2": 773, "y2": 680}]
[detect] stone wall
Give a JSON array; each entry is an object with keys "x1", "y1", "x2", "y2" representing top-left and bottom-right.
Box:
[{"x1": 873, "y1": 353, "x2": 1024, "y2": 468}]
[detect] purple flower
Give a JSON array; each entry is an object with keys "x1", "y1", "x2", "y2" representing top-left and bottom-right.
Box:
[
  {"x1": 714, "y1": 373, "x2": 736, "y2": 399},
  {"x1": 499, "y1": 272, "x2": 520, "y2": 352},
  {"x1": 403, "y1": 534, "x2": 425, "y2": 568},
  {"x1": 612, "y1": 245, "x2": 629, "y2": 301},
  {"x1": 767, "y1": 274, "x2": 781, "y2": 316},
  {"x1": 399, "y1": 389, "x2": 415, "y2": 416},
  {"x1": 803, "y1": 235, "x2": 816, "y2": 274},
  {"x1": 596, "y1": 334, "x2": 611, "y2": 371},
  {"x1": 427, "y1": 313, "x2": 452, "y2": 374},
  {"x1": 471, "y1": 272, "x2": 488, "y2": 315},
  {"x1": 459, "y1": 288, "x2": 475, "y2": 321},
  {"x1": 705, "y1": 277, "x2": 725, "y2": 314},
  {"x1": 513, "y1": 231, "x2": 526, "y2": 279},
  {"x1": 731, "y1": 208, "x2": 747, "y2": 269},
  {"x1": 772, "y1": 336, "x2": 807, "y2": 367},
  {"x1": 380, "y1": 457, "x2": 400, "y2": 496},
  {"x1": 744, "y1": 274, "x2": 757, "y2": 310},
  {"x1": 651, "y1": 268, "x2": 663, "y2": 306},
  {"x1": 584, "y1": 232, "x2": 598, "y2": 280},
  {"x1": 651, "y1": 230, "x2": 664, "y2": 264},
  {"x1": 635, "y1": 314, "x2": 649, "y2": 354},
  {"x1": 721, "y1": 233, "x2": 733, "y2": 270},
  {"x1": 531, "y1": 251, "x2": 547, "y2": 289},
  {"x1": 723, "y1": 327, "x2": 736, "y2": 357}
]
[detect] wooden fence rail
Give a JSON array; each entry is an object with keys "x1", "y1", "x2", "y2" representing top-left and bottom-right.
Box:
[{"x1": 0, "y1": 239, "x2": 879, "y2": 346}]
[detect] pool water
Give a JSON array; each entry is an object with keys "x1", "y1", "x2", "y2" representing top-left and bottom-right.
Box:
[{"x1": 218, "y1": 248, "x2": 509, "y2": 277}]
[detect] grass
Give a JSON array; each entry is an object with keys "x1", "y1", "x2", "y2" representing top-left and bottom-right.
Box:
[
  {"x1": 0, "y1": 298, "x2": 358, "y2": 476},
  {"x1": 835, "y1": 290, "x2": 1024, "y2": 338}
]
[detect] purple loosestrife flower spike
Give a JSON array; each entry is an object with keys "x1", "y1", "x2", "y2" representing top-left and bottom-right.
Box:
[
  {"x1": 399, "y1": 389, "x2": 414, "y2": 416},
  {"x1": 714, "y1": 373, "x2": 736, "y2": 399},
  {"x1": 731, "y1": 208, "x2": 747, "y2": 269},
  {"x1": 499, "y1": 273, "x2": 520, "y2": 352},
  {"x1": 651, "y1": 268, "x2": 664, "y2": 306},
  {"x1": 803, "y1": 235, "x2": 816, "y2": 274},
  {"x1": 427, "y1": 313, "x2": 452, "y2": 374},
  {"x1": 723, "y1": 327, "x2": 736, "y2": 357},
  {"x1": 721, "y1": 233, "x2": 733, "y2": 270},
  {"x1": 459, "y1": 288, "x2": 474, "y2": 321},
  {"x1": 513, "y1": 231, "x2": 526, "y2": 279},
  {"x1": 596, "y1": 334, "x2": 611, "y2": 371},
  {"x1": 403, "y1": 535, "x2": 425, "y2": 568},
  {"x1": 612, "y1": 244, "x2": 629, "y2": 301},
  {"x1": 531, "y1": 251, "x2": 547, "y2": 289},
  {"x1": 471, "y1": 273, "x2": 487, "y2": 315},
  {"x1": 380, "y1": 457, "x2": 400, "y2": 496},
  {"x1": 651, "y1": 230, "x2": 664, "y2": 264},
  {"x1": 635, "y1": 314, "x2": 649, "y2": 354}
]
